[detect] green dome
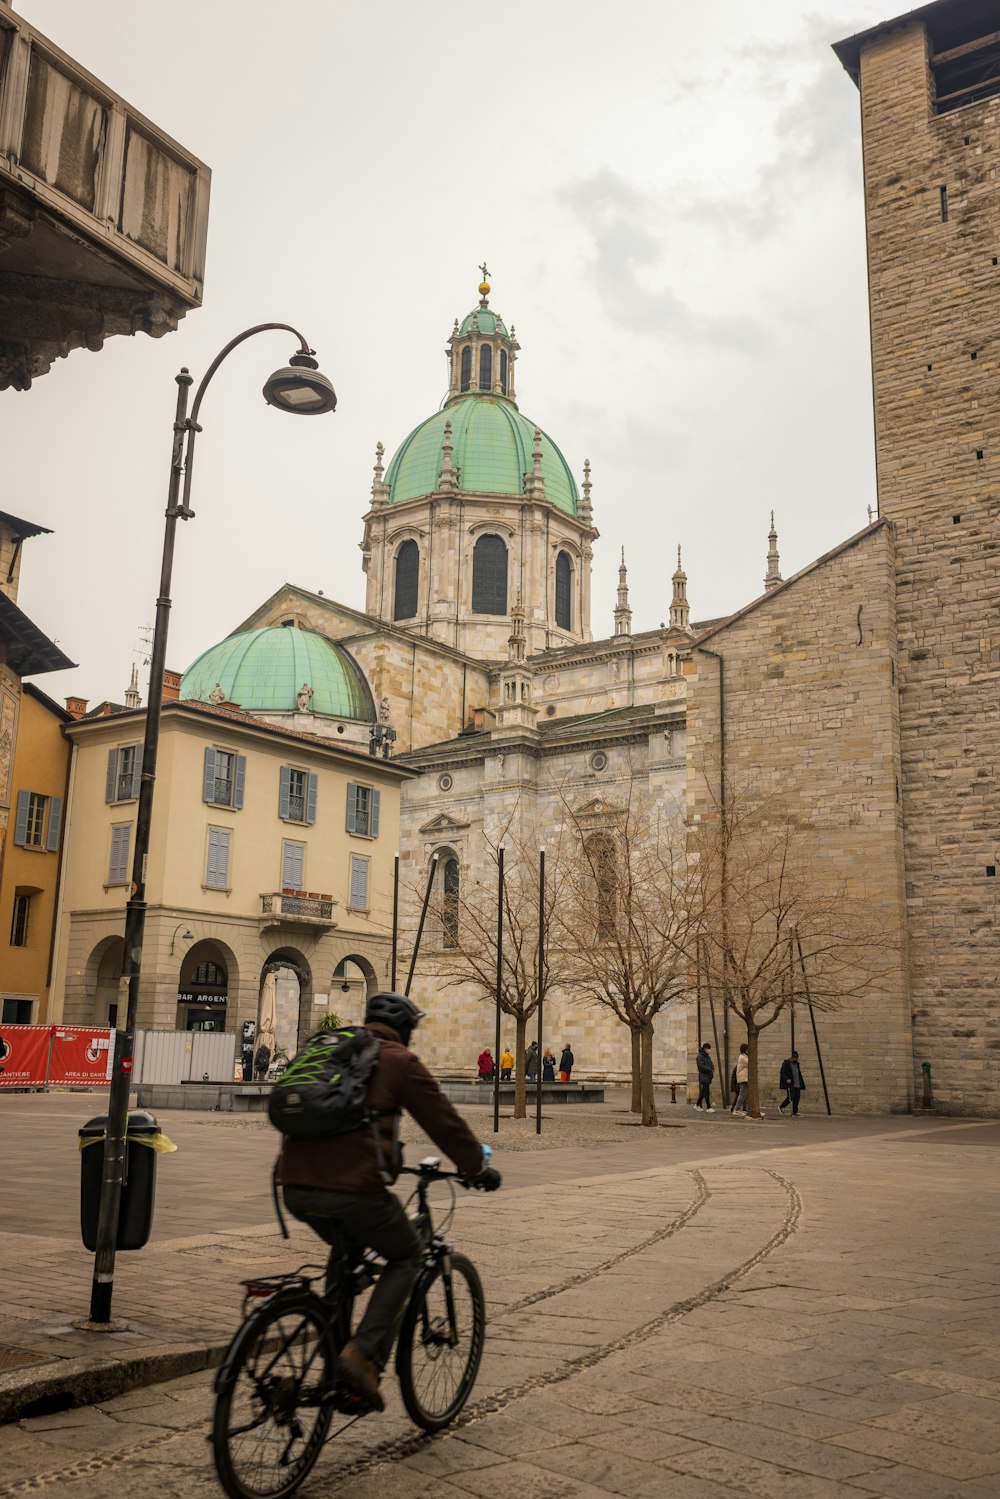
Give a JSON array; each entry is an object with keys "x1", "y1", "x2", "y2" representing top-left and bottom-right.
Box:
[
  {"x1": 181, "y1": 627, "x2": 375, "y2": 720},
  {"x1": 385, "y1": 396, "x2": 579, "y2": 515},
  {"x1": 458, "y1": 307, "x2": 509, "y2": 337}
]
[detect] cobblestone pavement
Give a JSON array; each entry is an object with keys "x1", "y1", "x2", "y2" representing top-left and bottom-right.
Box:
[{"x1": 1, "y1": 1091, "x2": 998, "y2": 1497}]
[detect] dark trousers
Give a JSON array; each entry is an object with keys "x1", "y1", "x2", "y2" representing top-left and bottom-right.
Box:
[
  {"x1": 696, "y1": 1078, "x2": 712, "y2": 1108},
  {"x1": 283, "y1": 1185, "x2": 422, "y2": 1371},
  {"x1": 780, "y1": 1087, "x2": 802, "y2": 1115},
  {"x1": 500, "y1": 1068, "x2": 511, "y2": 1080}
]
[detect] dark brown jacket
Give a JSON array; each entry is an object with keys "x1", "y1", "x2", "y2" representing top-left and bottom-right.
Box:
[{"x1": 278, "y1": 1022, "x2": 484, "y2": 1195}]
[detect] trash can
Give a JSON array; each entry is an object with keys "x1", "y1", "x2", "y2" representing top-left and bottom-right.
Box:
[{"x1": 79, "y1": 1110, "x2": 162, "y2": 1251}]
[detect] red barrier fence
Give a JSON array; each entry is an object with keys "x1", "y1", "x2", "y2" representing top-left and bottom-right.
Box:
[{"x1": 0, "y1": 1024, "x2": 113, "y2": 1088}]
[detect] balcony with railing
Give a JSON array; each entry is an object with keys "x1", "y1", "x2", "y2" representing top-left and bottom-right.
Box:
[
  {"x1": 260, "y1": 892, "x2": 338, "y2": 931},
  {"x1": 0, "y1": 4, "x2": 210, "y2": 389}
]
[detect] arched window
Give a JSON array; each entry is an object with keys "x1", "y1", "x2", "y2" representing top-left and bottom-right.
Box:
[
  {"x1": 499, "y1": 349, "x2": 508, "y2": 396},
  {"x1": 555, "y1": 550, "x2": 573, "y2": 631},
  {"x1": 461, "y1": 347, "x2": 472, "y2": 392},
  {"x1": 471, "y1": 534, "x2": 508, "y2": 615},
  {"x1": 586, "y1": 833, "x2": 617, "y2": 942},
  {"x1": 479, "y1": 344, "x2": 492, "y2": 392},
  {"x1": 393, "y1": 539, "x2": 419, "y2": 621},
  {"x1": 442, "y1": 857, "x2": 460, "y2": 949}
]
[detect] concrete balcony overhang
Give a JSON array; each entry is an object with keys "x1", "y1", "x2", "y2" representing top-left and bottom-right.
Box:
[
  {"x1": 260, "y1": 893, "x2": 339, "y2": 933},
  {"x1": 0, "y1": 5, "x2": 210, "y2": 390}
]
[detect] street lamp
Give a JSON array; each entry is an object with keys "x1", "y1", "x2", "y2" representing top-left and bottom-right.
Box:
[{"x1": 89, "y1": 323, "x2": 335, "y2": 1325}]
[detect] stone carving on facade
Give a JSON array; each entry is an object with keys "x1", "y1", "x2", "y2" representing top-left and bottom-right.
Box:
[
  {"x1": 208, "y1": 682, "x2": 225, "y2": 704},
  {"x1": 296, "y1": 683, "x2": 314, "y2": 712}
]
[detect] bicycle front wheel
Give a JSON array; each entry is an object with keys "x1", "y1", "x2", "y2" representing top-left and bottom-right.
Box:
[
  {"x1": 212, "y1": 1291, "x2": 336, "y2": 1499},
  {"x1": 396, "y1": 1252, "x2": 485, "y2": 1432}
]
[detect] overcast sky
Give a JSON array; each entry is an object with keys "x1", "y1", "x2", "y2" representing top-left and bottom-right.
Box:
[{"x1": 4, "y1": 0, "x2": 889, "y2": 707}]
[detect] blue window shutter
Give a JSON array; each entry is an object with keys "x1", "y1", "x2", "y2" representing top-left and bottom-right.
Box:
[
  {"x1": 279, "y1": 765, "x2": 291, "y2": 819},
  {"x1": 109, "y1": 825, "x2": 131, "y2": 884},
  {"x1": 207, "y1": 828, "x2": 230, "y2": 888},
  {"x1": 350, "y1": 855, "x2": 369, "y2": 909},
  {"x1": 13, "y1": 790, "x2": 30, "y2": 846},
  {"x1": 130, "y1": 745, "x2": 143, "y2": 800},
  {"x1": 283, "y1": 841, "x2": 304, "y2": 888},
  {"x1": 306, "y1": 773, "x2": 318, "y2": 825},
  {"x1": 346, "y1": 783, "x2": 358, "y2": 834},
  {"x1": 46, "y1": 796, "x2": 63, "y2": 852},
  {"x1": 203, "y1": 747, "x2": 217, "y2": 803},
  {"x1": 370, "y1": 788, "x2": 381, "y2": 838},
  {"x1": 234, "y1": 755, "x2": 246, "y2": 810},
  {"x1": 106, "y1": 749, "x2": 117, "y2": 803}
]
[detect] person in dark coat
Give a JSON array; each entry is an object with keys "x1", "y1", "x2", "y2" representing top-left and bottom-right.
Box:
[
  {"x1": 779, "y1": 1051, "x2": 806, "y2": 1115},
  {"x1": 559, "y1": 1044, "x2": 574, "y2": 1081},
  {"x1": 524, "y1": 1041, "x2": 539, "y2": 1083},
  {"x1": 694, "y1": 1042, "x2": 715, "y2": 1111},
  {"x1": 542, "y1": 1048, "x2": 556, "y2": 1082},
  {"x1": 253, "y1": 1042, "x2": 271, "y2": 1081},
  {"x1": 279, "y1": 992, "x2": 500, "y2": 1413}
]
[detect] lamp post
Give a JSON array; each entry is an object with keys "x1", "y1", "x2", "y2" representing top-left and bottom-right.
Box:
[{"x1": 89, "y1": 324, "x2": 336, "y2": 1325}]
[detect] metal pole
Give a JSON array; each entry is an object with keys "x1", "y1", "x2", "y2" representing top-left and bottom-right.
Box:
[
  {"x1": 795, "y1": 931, "x2": 832, "y2": 1116},
  {"x1": 493, "y1": 846, "x2": 504, "y2": 1134},
  {"x1": 789, "y1": 936, "x2": 796, "y2": 1055},
  {"x1": 703, "y1": 953, "x2": 723, "y2": 1107},
  {"x1": 88, "y1": 323, "x2": 329, "y2": 1326},
  {"x1": 404, "y1": 855, "x2": 438, "y2": 997},
  {"x1": 535, "y1": 848, "x2": 545, "y2": 1136},
  {"x1": 390, "y1": 853, "x2": 399, "y2": 990}
]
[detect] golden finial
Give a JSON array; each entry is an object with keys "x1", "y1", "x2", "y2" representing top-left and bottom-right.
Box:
[{"x1": 478, "y1": 261, "x2": 491, "y2": 299}]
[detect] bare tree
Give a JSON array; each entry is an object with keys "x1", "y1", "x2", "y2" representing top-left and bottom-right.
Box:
[
  {"x1": 421, "y1": 810, "x2": 561, "y2": 1120},
  {"x1": 688, "y1": 775, "x2": 889, "y2": 1117},
  {"x1": 553, "y1": 777, "x2": 694, "y2": 1127}
]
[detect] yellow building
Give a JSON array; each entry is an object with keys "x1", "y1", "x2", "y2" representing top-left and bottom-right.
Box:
[
  {"x1": 0, "y1": 683, "x2": 71, "y2": 1022},
  {"x1": 53, "y1": 636, "x2": 414, "y2": 1051}
]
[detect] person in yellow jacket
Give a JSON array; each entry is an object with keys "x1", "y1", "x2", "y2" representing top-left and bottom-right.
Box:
[{"x1": 499, "y1": 1048, "x2": 515, "y2": 1081}]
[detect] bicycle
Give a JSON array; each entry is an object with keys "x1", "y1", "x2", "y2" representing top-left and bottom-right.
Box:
[{"x1": 211, "y1": 1157, "x2": 489, "y2": 1499}]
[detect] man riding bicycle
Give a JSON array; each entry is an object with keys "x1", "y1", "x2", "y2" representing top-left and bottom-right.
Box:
[{"x1": 278, "y1": 991, "x2": 501, "y2": 1413}]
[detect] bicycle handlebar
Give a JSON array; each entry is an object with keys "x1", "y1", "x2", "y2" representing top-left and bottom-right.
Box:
[{"x1": 398, "y1": 1160, "x2": 499, "y2": 1191}]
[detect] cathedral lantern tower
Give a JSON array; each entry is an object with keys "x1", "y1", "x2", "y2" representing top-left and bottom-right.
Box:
[{"x1": 361, "y1": 271, "x2": 597, "y2": 661}]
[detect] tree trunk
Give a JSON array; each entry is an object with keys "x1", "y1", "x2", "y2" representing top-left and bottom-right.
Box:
[
  {"x1": 640, "y1": 1021, "x2": 658, "y2": 1127},
  {"x1": 513, "y1": 1013, "x2": 527, "y2": 1119},
  {"x1": 746, "y1": 1020, "x2": 761, "y2": 1118},
  {"x1": 630, "y1": 1026, "x2": 641, "y2": 1113}
]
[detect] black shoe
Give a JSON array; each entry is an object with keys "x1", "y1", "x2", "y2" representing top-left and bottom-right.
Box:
[
  {"x1": 779, "y1": 1101, "x2": 788, "y2": 1111},
  {"x1": 336, "y1": 1340, "x2": 384, "y2": 1413}
]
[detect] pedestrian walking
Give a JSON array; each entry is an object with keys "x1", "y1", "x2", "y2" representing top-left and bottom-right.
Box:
[
  {"x1": 779, "y1": 1051, "x2": 805, "y2": 1115},
  {"x1": 733, "y1": 1044, "x2": 749, "y2": 1115},
  {"x1": 542, "y1": 1048, "x2": 557, "y2": 1082},
  {"x1": 524, "y1": 1041, "x2": 539, "y2": 1083},
  {"x1": 477, "y1": 1047, "x2": 494, "y2": 1082},
  {"x1": 559, "y1": 1044, "x2": 574, "y2": 1082},
  {"x1": 694, "y1": 1042, "x2": 715, "y2": 1111},
  {"x1": 253, "y1": 1041, "x2": 271, "y2": 1081},
  {"x1": 499, "y1": 1048, "x2": 514, "y2": 1081}
]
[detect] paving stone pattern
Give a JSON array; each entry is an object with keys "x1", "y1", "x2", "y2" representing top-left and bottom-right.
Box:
[{"x1": 1, "y1": 1092, "x2": 998, "y2": 1496}]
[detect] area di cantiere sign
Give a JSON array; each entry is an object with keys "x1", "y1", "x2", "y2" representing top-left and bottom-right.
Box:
[{"x1": 0, "y1": 1025, "x2": 113, "y2": 1088}]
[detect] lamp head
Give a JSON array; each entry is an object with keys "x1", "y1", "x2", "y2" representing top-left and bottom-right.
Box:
[{"x1": 263, "y1": 351, "x2": 337, "y2": 415}]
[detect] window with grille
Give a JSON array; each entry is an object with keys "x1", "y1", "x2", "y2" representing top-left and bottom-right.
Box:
[
  {"x1": 278, "y1": 765, "x2": 316, "y2": 824},
  {"x1": 203, "y1": 747, "x2": 246, "y2": 808},
  {"x1": 10, "y1": 893, "x2": 30, "y2": 947},
  {"x1": 461, "y1": 347, "x2": 472, "y2": 392},
  {"x1": 479, "y1": 344, "x2": 492, "y2": 391},
  {"x1": 346, "y1": 783, "x2": 381, "y2": 837},
  {"x1": 471, "y1": 534, "x2": 508, "y2": 615},
  {"x1": 586, "y1": 833, "x2": 618, "y2": 942},
  {"x1": 192, "y1": 960, "x2": 226, "y2": 987},
  {"x1": 442, "y1": 857, "x2": 460, "y2": 948},
  {"x1": 105, "y1": 744, "x2": 142, "y2": 803},
  {"x1": 394, "y1": 539, "x2": 419, "y2": 620},
  {"x1": 555, "y1": 551, "x2": 573, "y2": 630},
  {"x1": 349, "y1": 854, "x2": 370, "y2": 911}
]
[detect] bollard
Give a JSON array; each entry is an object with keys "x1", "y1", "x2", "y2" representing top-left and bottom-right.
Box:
[{"x1": 669, "y1": 1081, "x2": 677, "y2": 1103}]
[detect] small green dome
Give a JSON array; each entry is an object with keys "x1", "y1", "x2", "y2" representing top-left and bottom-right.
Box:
[
  {"x1": 458, "y1": 307, "x2": 509, "y2": 338},
  {"x1": 385, "y1": 395, "x2": 579, "y2": 515},
  {"x1": 181, "y1": 627, "x2": 375, "y2": 720}
]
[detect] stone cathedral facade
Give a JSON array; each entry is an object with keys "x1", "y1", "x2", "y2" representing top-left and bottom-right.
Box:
[{"x1": 179, "y1": 0, "x2": 1000, "y2": 1113}]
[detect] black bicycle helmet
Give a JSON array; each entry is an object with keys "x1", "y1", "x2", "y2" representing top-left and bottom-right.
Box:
[{"x1": 365, "y1": 991, "x2": 427, "y2": 1044}]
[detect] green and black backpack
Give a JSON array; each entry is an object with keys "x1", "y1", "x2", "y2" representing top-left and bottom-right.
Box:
[{"x1": 267, "y1": 1026, "x2": 382, "y2": 1140}]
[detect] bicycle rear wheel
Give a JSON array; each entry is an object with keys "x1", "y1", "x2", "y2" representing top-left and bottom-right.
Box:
[
  {"x1": 212, "y1": 1291, "x2": 336, "y2": 1499},
  {"x1": 396, "y1": 1252, "x2": 485, "y2": 1432}
]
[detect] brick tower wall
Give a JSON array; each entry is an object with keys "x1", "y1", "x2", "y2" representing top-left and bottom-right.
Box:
[{"x1": 857, "y1": 17, "x2": 1000, "y2": 1113}]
